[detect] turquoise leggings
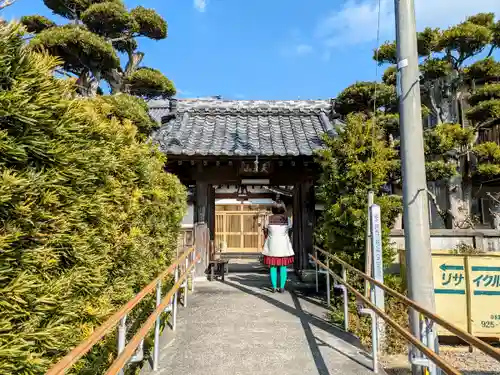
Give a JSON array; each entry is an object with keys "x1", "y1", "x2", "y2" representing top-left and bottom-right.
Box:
[{"x1": 270, "y1": 266, "x2": 288, "y2": 289}]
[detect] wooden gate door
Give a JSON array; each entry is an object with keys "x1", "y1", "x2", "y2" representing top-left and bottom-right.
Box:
[{"x1": 215, "y1": 205, "x2": 270, "y2": 252}]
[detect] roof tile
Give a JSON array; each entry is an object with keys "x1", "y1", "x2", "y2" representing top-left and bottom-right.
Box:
[{"x1": 150, "y1": 99, "x2": 339, "y2": 157}]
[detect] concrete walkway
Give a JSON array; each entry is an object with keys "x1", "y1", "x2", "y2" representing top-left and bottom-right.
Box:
[{"x1": 141, "y1": 272, "x2": 379, "y2": 375}]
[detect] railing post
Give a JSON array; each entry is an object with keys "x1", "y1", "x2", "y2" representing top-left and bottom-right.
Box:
[
  {"x1": 315, "y1": 247, "x2": 319, "y2": 293},
  {"x1": 424, "y1": 317, "x2": 439, "y2": 375},
  {"x1": 190, "y1": 250, "x2": 196, "y2": 293},
  {"x1": 370, "y1": 286, "x2": 379, "y2": 374},
  {"x1": 171, "y1": 266, "x2": 179, "y2": 331},
  {"x1": 117, "y1": 315, "x2": 127, "y2": 375},
  {"x1": 153, "y1": 280, "x2": 162, "y2": 371},
  {"x1": 184, "y1": 257, "x2": 189, "y2": 307},
  {"x1": 358, "y1": 294, "x2": 378, "y2": 374},
  {"x1": 326, "y1": 255, "x2": 331, "y2": 307},
  {"x1": 342, "y1": 266, "x2": 349, "y2": 332}
]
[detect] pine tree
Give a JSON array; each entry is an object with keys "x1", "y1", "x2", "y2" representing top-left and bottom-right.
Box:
[
  {"x1": 21, "y1": 0, "x2": 175, "y2": 98},
  {"x1": 374, "y1": 12, "x2": 500, "y2": 228}
]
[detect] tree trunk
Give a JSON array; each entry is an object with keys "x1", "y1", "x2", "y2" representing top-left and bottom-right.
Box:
[
  {"x1": 106, "y1": 69, "x2": 123, "y2": 94},
  {"x1": 447, "y1": 158, "x2": 472, "y2": 229}
]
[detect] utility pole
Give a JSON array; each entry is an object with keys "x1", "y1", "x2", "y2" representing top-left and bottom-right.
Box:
[{"x1": 394, "y1": 0, "x2": 438, "y2": 373}]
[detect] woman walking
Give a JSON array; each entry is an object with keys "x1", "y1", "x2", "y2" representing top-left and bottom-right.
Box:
[{"x1": 262, "y1": 203, "x2": 294, "y2": 293}]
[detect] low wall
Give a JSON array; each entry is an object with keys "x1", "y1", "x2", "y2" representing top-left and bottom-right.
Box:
[{"x1": 390, "y1": 229, "x2": 500, "y2": 252}]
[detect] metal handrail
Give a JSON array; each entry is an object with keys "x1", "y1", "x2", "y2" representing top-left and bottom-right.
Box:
[
  {"x1": 46, "y1": 246, "x2": 198, "y2": 375},
  {"x1": 311, "y1": 245, "x2": 500, "y2": 375},
  {"x1": 314, "y1": 246, "x2": 500, "y2": 361}
]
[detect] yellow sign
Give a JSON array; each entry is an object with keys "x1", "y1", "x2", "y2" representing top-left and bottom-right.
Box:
[
  {"x1": 432, "y1": 254, "x2": 468, "y2": 335},
  {"x1": 400, "y1": 251, "x2": 500, "y2": 338},
  {"x1": 467, "y1": 256, "x2": 500, "y2": 337}
]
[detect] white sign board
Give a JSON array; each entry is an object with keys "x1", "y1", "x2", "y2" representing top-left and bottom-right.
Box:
[{"x1": 370, "y1": 204, "x2": 385, "y2": 311}]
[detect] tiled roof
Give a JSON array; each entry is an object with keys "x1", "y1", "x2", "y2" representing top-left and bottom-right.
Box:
[{"x1": 149, "y1": 98, "x2": 339, "y2": 157}]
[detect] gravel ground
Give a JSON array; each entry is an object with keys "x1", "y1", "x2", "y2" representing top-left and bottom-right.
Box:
[{"x1": 382, "y1": 346, "x2": 500, "y2": 375}]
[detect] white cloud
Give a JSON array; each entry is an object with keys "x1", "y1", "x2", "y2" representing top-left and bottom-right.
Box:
[
  {"x1": 316, "y1": 0, "x2": 500, "y2": 47},
  {"x1": 194, "y1": 0, "x2": 207, "y2": 12},
  {"x1": 295, "y1": 44, "x2": 314, "y2": 55}
]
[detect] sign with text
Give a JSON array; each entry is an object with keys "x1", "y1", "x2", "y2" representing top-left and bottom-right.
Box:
[
  {"x1": 400, "y1": 251, "x2": 500, "y2": 338},
  {"x1": 468, "y1": 256, "x2": 500, "y2": 336},
  {"x1": 370, "y1": 204, "x2": 384, "y2": 311},
  {"x1": 432, "y1": 254, "x2": 468, "y2": 335}
]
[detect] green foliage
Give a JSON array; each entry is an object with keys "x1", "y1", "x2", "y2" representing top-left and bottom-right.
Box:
[
  {"x1": 101, "y1": 93, "x2": 158, "y2": 137},
  {"x1": 468, "y1": 83, "x2": 500, "y2": 106},
  {"x1": 28, "y1": 0, "x2": 173, "y2": 98},
  {"x1": 316, "y1": 114, "x2": 402, "y2": 269},
  {"x1": 334, "y1": 81, "x2": 395, "y2": 117},
  {"x1": 374, "y1": 41, "x2": 396, "y2": 65},
  {"x1": 467, "y1": 12, "x2": 496, "y2": 28},
  {"x1": 382, "y1": 66, "x2": 396, "y2": 86},
  {"x1": 329, "y1": 274, "x2": 408, "y2": 354},
  {"x1": 466, "y1": 98, "x2": 500, "y2": 124},
  {"x1": 466, "y1": 59, "x2": 500, "y2": 176},
  {"x1": 420, "y1": 58, "x2": 452, "y2": 80},
  {"x1": 30, "y1": 25, "x2": 119, "y2": 75},
  {"x1": 423, "y1": 123, "x2": 474, "y2": 181},
  {"x1": 417, "y1": 27, "x2": 441, "y2": 56},
  {"x1": 130, "y1": 6, "x2": 167, "y2": 40},
  {"x1": 20, "y1": 15, "x2": 56, "y2": 33},
  {"x1": 465, "y1": 57, "x2": 500, "y2": 81},
  {"x1": 473, "y1": 141, "x2": 500, "y2": 176},
  {"x1": 438, "y1": 21, "x2": 492, "y2": 64},
  {"x1": 0, "y1": 23, "x2": 186, "y2": 374},
  {"x1": 81, "y1": 1, "x2": 136, "y2": 38},
  {"x1": 126, "y1": 67, "x2": 176, "y2": 99},
  {"x1": 42, "y1": 0, "x2": 120, "y2": 19}
]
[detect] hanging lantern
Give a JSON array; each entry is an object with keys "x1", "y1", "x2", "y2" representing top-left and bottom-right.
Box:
[{"x1": 236, "y1": 185, "x2": 249, "y2": 201}]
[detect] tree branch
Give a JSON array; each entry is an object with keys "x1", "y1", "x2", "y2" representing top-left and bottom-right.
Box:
[
  {"x1": 0, "y1": 0, "x2": 17, "y2": 10},
  {"x1": 428, "y1": 86, "x2": 442, "y2": 124},
  {"x1": 108, "y1": 33, "x2": 139, "y2": 43},
  {"x1": 474, "y1": 117, "x2": 500, "y2": 131},
  {"x1": 486, "y1": 192, "x2": 500, "y2": 205},
  {"x1": 486, "y1": 45, "x2": 496, "y2": 58},
  {"x1": 426, "y1": 188, "x2": 453, "y2": 221}
]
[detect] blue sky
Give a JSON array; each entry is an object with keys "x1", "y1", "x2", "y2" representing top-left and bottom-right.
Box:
[{"x1": 2, "y1": 0, "x2": 500, "y2": 100}]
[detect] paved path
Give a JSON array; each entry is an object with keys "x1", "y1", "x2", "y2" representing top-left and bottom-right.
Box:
[{"x1": 141, "y1": 272, "x2": 379, "y2": 375}]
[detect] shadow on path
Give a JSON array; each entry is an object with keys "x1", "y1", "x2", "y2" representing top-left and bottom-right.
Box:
[{"x1": 224, "y1": 273, "x2": 374, "y2": 374}]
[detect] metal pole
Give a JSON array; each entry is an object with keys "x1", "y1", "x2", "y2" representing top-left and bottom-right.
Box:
[
  {"x1": 370, "y1": 288, "x2": 379, "y2": 374},
  {"x1": 342, "y1": 266, "x2": 349, "y2": 332},
  {"x1": 191, "y1": 250, "x2": 196, "y2": 293},
  {"x1": 394, "y1": 0, "x2": 437, "y2": 372},
  {"x1": 326, "y1": 256, "x2": 331, "y2": 307},
  {"x1": 315, "y1": 247, "x2": 319, "y2": 293},
  {"x1": 184, "y1": 257, "x2": 189, "y2": 307},
  {"x1": 117, "y1": 316, "x2": 127, "y2": 375},
  {"x1": 365, "y1": 190, "x2": 375, "y2": 297},
  {"x1": 172, "y1": 267, "x2": 178, "y2": 331},
  {"x1": 153, "y1": 280, "x2": 162, "y2": 371}
]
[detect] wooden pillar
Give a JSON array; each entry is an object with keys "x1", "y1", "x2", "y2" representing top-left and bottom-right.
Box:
[
  {"x1": 292, "y1": 181, "x2": 315, "y2": 271},
  {"x1": 303, "y1": 182, "x2": 315, "y2": 268},
  {"x1": 207, "y1": 185, "x2": 215, "y2": 241},
  {"x1": 194, "y1": 181, "x2": 214, "y2": 278},
  {"x1": 194, "y1": 182, "x2": 208, "y2": 224},
  {"x1": 293, "y1": 183, "x2": 307, "y2": 271}
]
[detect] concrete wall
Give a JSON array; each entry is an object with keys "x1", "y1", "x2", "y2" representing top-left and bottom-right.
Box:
[{"x1": 390, "y1": 229, "x2": 500, "y2": 252}]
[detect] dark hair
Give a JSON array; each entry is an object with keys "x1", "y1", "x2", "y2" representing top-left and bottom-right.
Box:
[{"x1": 271, "y1": 202, "x2": 286, "y2": 215}]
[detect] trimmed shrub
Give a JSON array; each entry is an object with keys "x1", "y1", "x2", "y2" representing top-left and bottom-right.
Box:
[{"x1": 0, "y1": 23, "x2": 186, "y2": 374}]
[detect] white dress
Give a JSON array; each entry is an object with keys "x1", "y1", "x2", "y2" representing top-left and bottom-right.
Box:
[{"x1": 262, "y1": 222, "x2": 294, "y2": 258}]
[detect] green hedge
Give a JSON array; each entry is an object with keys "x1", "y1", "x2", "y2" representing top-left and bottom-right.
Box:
[{"x1": 0, "y1": 23, "x2": 186, "y2": 374}]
